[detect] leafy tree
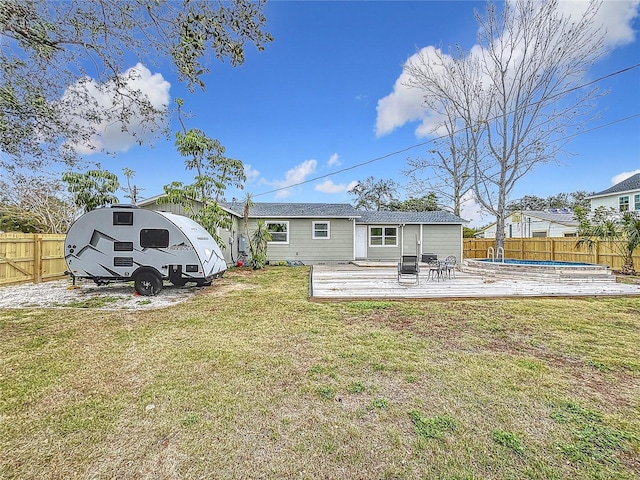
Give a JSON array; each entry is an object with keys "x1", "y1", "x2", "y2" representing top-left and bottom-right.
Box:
[
  {"x1": 62, "y1": 169, "x2": 119, "y2": 213},
  {"x1": 0, "y1": 0, "x2": 272, "y2": 171},
  {"x1": 405, "y1": 0, "x2": 606, "y2": 251},
  {"x1": 463, "y1": 226, "x2": 479, "y2": 238},
  {"x1": 159, "y1": 98, "x2": 245, "y2": 246},
  {"x1": 249, "y1": 219, "x2": 271, "y2": 269},
  {"x1": 506, "y1": 191, "x2": 595, "y2": 212},
  {"x1": 349, "y1": 177, "x2": 398, "y2": 211},
  {"x1": 0, "y1": 174, "x2": 78, "y2": 233},
  {"x1": 575, "y1": 206, "x2": 640, "y2": 275},
  {"x1": 387, "y1": 193, "x2": 439, "y2": 212}
]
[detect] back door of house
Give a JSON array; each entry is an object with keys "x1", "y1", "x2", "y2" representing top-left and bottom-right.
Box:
[{"x1": 355, "y1": 225, "x2": 367, "y2": 259}]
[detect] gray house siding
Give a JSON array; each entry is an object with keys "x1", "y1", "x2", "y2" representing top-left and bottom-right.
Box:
[
  {"x1": 423, "y1": 224, "x2": 462, "y2": 260},
  {"x1": 254, "y1": 218, "x2": 354, "y2": 264},
  {"x1": 401, "y1": 225, "x2": 422, "y2": 256}
]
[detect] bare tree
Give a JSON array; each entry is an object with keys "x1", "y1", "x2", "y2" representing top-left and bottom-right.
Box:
[
  {"x1": 0, "y1": 175, "x2": 78, "y2": 233},
  {"x1": 405, "y1": 0, "x2": 606, "y2": 249},
  {"x1": 404, "y1": 44, "x2": 486, "y2": 217}
]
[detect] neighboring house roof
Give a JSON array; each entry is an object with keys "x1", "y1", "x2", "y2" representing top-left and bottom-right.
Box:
[
  {"x1": 477, "y1": 209, "x2": 578, "y2": 234},
  {"x1": 356, "y1": 210, "x2": 467, "y2": 224},
  {"x1": 220, "y1": 202, "x2": 362, "y2": 219},
  {"x1": 517, "y1": 210, "x2": 579, "y2": 227},
  {"x1": 588, "y1": 173, "x2": 640, "y2": 199}
]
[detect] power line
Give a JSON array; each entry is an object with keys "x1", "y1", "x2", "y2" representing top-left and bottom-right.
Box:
[{"x1": 252, "y1": 63, "x2": 640, "y2": 198}]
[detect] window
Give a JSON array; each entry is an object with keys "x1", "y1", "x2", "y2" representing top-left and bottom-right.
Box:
[
  {"x1": 312, "y1": 221, "x2": 330, "y2": 239},
  {"x1": 563, "y1": 232, "x2": 577, "y2": 237},
  {"x1": 140, "y1": 229, "x2": 169, "y2": 248},
  {"x1": 531, "y1": 231, "x2": 547, "y2": 238},
  {"x1": 114, "y1": 242, "x2": 133, "y2": 251},
  {"x1": 634, "y1": 194, "x2": 640, "y2": 211},
  {"x1": 370, "y1": 226, "x2": 397, "y2": 246},
  {"x1": 114, "y1": 257, "x2": 133, "y2": 267},
  {"x1": 619, "y1": 196, "x2": 629, "y2": 212},
  {"x1": 113, "y1": 211, "x2": 133, "y2": 225},
  {"x1": 266, "y1": 221, "x2": 289, "y2": 243}
]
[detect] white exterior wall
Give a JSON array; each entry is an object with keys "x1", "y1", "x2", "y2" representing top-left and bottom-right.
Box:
[
  {"x1": 482, "y1": 214, "x2": 577, "y2": 238},
  {"x1": 590, "y1": 191, "x2": 640, "y2": 212}
]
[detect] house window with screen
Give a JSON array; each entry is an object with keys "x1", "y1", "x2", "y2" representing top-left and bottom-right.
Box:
[
  {"x1": 312, "y1": 221, "x2": 330, "y2": 239},
  {"x1": 369, "y1": 226, "x2": 397, "y2": 246},
  {"x1": 619, "y1": 196, "x2": 629, "y2": 212},
  {"x1": 635, "y1": 194, "x2": 640, "y2": 211},
  {"x1": 266, "y1": 221, "x2": 289, "y2": 243}
]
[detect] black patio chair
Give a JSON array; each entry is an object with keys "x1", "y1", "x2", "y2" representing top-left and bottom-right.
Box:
[{"x1": 397, "y1": 255, "x2": 420, "y2": 285}]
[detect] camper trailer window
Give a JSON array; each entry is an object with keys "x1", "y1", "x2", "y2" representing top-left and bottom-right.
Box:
[
  {"x1": 140, "y1": 229, "x2": 170, "y2": 248},
  {"x1": 114, "y1": 242, "x2": 134, "y2": 251},
  {"x1": 113, "y1": 211, "x2": 134, "y2": 225}
]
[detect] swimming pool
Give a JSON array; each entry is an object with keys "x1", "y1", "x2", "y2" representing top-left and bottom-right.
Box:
[
  {"x1": 462, "y1": 258, "x2": 613, "y2": 283},
  {"x1": 478, "y1": 259, "x2": 594, "y2": 267}
]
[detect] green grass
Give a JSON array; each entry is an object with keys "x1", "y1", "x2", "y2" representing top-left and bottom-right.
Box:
[{"x1": 1, "y1": 267, "x2": 639, "y2": 479}]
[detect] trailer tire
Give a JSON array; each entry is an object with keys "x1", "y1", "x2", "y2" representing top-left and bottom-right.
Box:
[{"x1": 135, "y1": 270, "x2": 163, "y2": 296}]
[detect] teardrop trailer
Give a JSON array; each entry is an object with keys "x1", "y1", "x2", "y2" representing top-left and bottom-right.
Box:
[{"x1": 64, "y1": 206, "x2": 227, "y2": 295}]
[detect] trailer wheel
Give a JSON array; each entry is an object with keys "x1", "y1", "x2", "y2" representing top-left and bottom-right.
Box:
[{"x1": 135, "y1": 270, "x2": 163, "y2": 296}]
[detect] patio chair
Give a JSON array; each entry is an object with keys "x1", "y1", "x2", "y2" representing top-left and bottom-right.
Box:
[
  {"x1": 443, "y1": 255, "x2": 457, "y2": 279},
  {"x1": 427, "y1": 259, "x2": 443, "y2": 282},
  {"x1": 397, "y1": 255, "x2": 420, "y2": 284}
]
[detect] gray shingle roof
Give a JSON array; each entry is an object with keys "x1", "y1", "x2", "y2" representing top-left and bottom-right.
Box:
[
  {"x1": 589, "y1": 173, "x2": 640, "y2": 198},
  {"x1": 221, "y1": 202, "x2": 362, "y2": 218},
  {"x1": 221, "y1": 201, "x2": 467, "y2": 223},
  {"x1": 520, "y1": 210, "x2": 579, "y2": 226},
  {"x1": 356, "y1": 210, "x2": 467, "y2": 224}
]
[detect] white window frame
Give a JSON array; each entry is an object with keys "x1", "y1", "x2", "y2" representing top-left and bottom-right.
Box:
[
  {"x1": 266, "y1": 221, "x2": 289, "y2": 244},
  {"x1": 619, "y1": 195, "x2": 630, "y2": 212},
  {"x1": 312, "y1": 221, "x2": 330, "y2": 240},
  {"x1": 369, "y1": 226, "x2": 397, "y2": 247},
  {"x1": 634, "y1": 194, "x2": 640, "y2": 211}
]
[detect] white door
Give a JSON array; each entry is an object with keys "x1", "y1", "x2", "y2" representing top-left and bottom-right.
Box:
[{"x1": 355, "y1": 225, "x2": 367, "y2": 259}]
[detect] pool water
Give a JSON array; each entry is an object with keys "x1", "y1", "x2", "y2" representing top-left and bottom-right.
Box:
[{"x1": 479, "y1": 259, "x2": 594, "y2": 266}]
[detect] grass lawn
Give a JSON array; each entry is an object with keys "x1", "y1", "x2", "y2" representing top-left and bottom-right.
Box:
[{"x1": 1, "y1": 266, "x2": 639, "y2": 479}]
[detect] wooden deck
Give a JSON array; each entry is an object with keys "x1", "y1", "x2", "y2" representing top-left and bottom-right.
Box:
[{"x1": 310, "y1": 264, "x2": 640, "y2": 301}]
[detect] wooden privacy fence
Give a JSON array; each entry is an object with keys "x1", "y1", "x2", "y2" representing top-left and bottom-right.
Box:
[
  {"x1": 0, "y1": 233, "x2": 67, "y2": 286},
  {"x1": 463, "y1": 237, "x2": 640, "y2": 271}
]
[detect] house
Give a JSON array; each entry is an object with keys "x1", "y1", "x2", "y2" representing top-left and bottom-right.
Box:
[
  {"x1": 137, "y1": 196, "x2": 467, "y2": 265},
  {"x1": 587, "y1": 173, "x2": 640, "y2": 212},
  {"x1": 477, "y1": 209, "x2": 579, "y2": 238}
]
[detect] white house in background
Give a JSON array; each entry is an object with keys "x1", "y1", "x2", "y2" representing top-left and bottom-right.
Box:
[
  {"x1": 587, "y1": 173, "x2": 640, "y2": 212},
  {"x1": 477, "y1": 209, "x2": 579, "y2": 238}
]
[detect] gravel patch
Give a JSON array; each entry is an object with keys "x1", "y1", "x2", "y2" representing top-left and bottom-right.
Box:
[{"x1": 0, "y1": 278, "x2": 204, "y2": 310}]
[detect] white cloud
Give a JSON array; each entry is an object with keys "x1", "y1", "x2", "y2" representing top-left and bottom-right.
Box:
[
  {"x1": 62, "y1": 63, "x2": 170, "y2": 154},
  {"x1": 270, "y1": 159, "x2": 318, "y2": 198},
  {"x1": 244, "y1": 164, "x2": 260, "y2": 182},
  {"x1": 376, "y1": 2, "x2": 640, "y2": 137},
  {"x1": 375, "y1": 66, "x2": 428, "y2": 137},
  {"x1": 327, "y1": 153, "x2": 340, "y2": 167},
  {"x1": 459, "y1": 189, "x2": 492, "y2": 228},
  {"x1": 315, "y1": 179, "x2": 351, "y2": 194},
  {"x1": 557, "y1": 0, "x2": 640, "y2": 47},
  {"x1": 611, "y1": 169, "x2": 640, "y2": 185}
]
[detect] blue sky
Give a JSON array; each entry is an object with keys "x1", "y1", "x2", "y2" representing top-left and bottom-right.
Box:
[{"x1": 82, "y1": 1, "x2": 640, "y2": 226}]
